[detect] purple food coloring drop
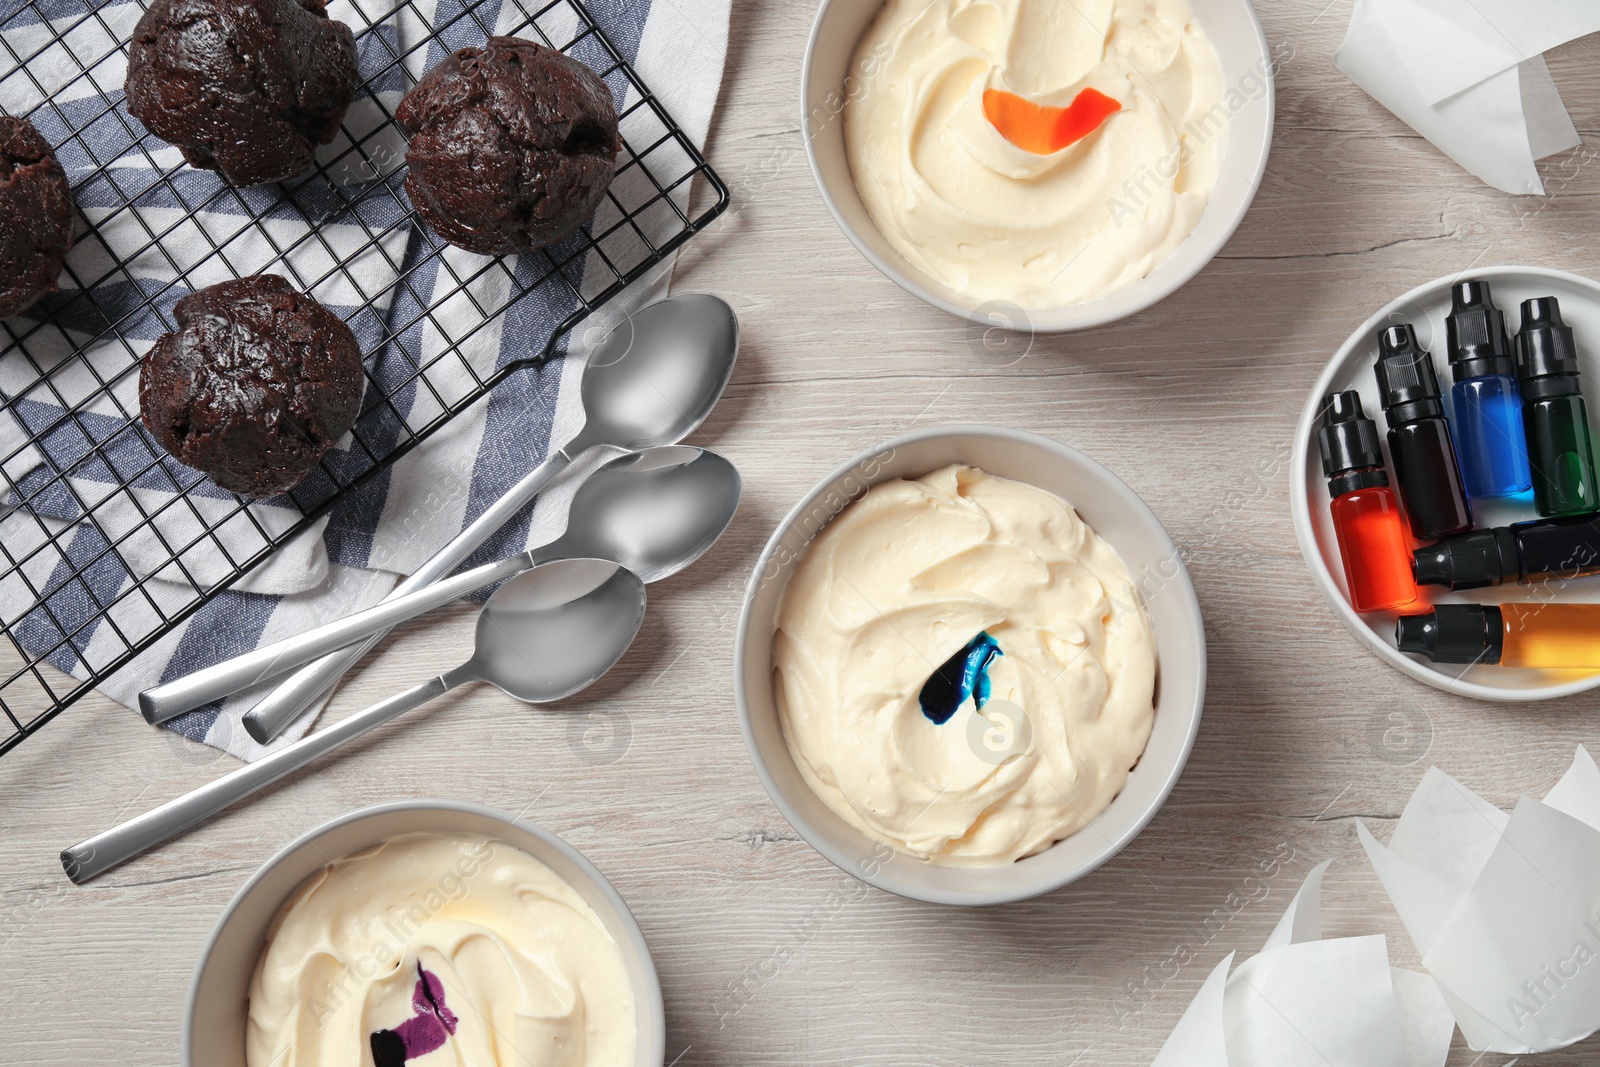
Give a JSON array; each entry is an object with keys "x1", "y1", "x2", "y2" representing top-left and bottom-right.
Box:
[{"x1": 369, "y1": 965, "x2": 458, "y2": 1066}]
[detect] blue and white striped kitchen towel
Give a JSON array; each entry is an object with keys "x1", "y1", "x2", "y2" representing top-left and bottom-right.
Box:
[{"x1": 0, "y1": 0, "x2": 730, "y2": 759}]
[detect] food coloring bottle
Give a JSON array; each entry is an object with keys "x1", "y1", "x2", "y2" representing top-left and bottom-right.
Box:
[
  {"x1": 1516, "y1": 296, "x2": 1600, "y2": 517},
  {"x1": 1397, "y1": 603, "x2": 1600, "y2": 670},
  {"x1": 1445, "y1": 281, "x2": 1532, "y2": 498},
  {"x1": 1374, "y1": 324, "x2": 1472, "y2": 539},
  {"x1": 1317, "y1": 391, "x2": 1419, "y2": 613},
  {"x1": 1411, "y1": 512, "x2": 1600, "y2": 589}
]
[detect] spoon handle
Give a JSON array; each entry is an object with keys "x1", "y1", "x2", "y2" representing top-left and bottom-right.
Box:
[
  {"x1": 63, "y1": 666, "x2": 475, "y2": 884},
  {"x1": 238, "y1": 448, "x2": 583, "y2": 745},
  {"x1": 139, "y1": 550, "x2": 533, "y2": 725}
]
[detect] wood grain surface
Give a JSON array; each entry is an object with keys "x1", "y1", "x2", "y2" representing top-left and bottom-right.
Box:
[{"x1": 5, "y1": 1, "x2": 1600, "y2": 1063}]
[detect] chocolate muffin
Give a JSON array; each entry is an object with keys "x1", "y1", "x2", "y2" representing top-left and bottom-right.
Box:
[
  {"x1": 0, "y1": 116, "x2": 73, "y2": 319},
  {"x1": 396, "y1": 37, "x2": 621, "y2": 255},
  {"x1": 124, "y1": 0, "x2": 358, "y2": 187},
  {"x1": 139, "y1": 274, "x2": 364, "y2": 498}
]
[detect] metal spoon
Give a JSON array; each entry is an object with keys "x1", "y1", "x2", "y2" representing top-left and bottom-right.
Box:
[
  {"x1": 238, "y1": 293, "x2": 737, "y2": 742},
  {"x1": 62, "y1": 558, "x2": 646, "y2": 884},
  {"x1": 142, "y1": 446, "x2": 740, "y2": 725}
]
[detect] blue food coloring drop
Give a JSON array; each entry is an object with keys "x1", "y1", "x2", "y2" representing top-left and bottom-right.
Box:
[{"x1": 919, "y1": 632, "x2": 1002, "y2": 725}]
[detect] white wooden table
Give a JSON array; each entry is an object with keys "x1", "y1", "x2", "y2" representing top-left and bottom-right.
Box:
[{"x1": 5, "y1": 2, "x2": 1600, "y2": 1063}]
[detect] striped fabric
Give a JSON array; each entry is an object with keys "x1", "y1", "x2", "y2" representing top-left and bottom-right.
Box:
[{"x1": 0, "y1": 0, "x2": 730, "y2": 759}]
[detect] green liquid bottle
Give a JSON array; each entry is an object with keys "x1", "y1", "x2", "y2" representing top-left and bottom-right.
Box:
[{"x1": 1515, "y1": 297, "x2": 1599, "y2": 517}]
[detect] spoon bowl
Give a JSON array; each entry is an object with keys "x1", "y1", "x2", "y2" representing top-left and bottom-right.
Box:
[
  {"x1": 541, "y1": 446, "x2": 741, "y2": 583},
  {"x1": 573, "y1": 293, "x2": 740, "y2": 454},
  {"x1": 470, "y1": 559, "x2": 648, "y2": 702}
]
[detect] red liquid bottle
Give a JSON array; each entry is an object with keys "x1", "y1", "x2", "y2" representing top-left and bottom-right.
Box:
[{"x1": 1317, "y1": 391, "x2": 1420, "y2": 613}]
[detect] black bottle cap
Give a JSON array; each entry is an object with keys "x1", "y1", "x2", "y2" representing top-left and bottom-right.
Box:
[
  {"x1": 1396, "y1": 605, "x2": 1503, "y2": 664},
  {"x1": 1515, "y1": 296, "x2": 1580, "y2": 382},
  {"x1": 1317, "y1": 391, "x2": 1387, "y2": 495},
  {"x1": 1446, "y1": 281, "x2": 1514, "y2": 381},
  {"x1": 1411, "y1": 527, "x2": 1519, "y2": 589},
  {"x1": 1375, "y1": 324, "x2": 1445, "y2": 426}
]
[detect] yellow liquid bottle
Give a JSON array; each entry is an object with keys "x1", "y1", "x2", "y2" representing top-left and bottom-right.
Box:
[
  {"x1": 1500, "y1": 603, "x2": 1600, "y2": 669},
  {"x1": 1397, "y1": 603, "x2": 1600, "y2": 669}
]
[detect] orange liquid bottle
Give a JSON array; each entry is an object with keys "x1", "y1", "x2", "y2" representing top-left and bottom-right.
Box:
[
  {"x1": 1398, "y1": 603, "x2": 1600, "y2": 669},
  {"x1": 1318, "y1": 391, "x2": 1420, "y2": 613}
]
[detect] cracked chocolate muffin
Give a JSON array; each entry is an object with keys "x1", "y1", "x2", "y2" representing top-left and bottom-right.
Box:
[
  {"x1": 0, "y1": 116, "x2": 73, "y2": 319},
  {"x1": 139, "y1": 274, "x2": 365, "y2": 498},
  {"x1": 396, "y1": 36, "x2": 621, "y2": 255},
  {"x1": 124, "y1": 0, "x2": 358, "y2": 187}
]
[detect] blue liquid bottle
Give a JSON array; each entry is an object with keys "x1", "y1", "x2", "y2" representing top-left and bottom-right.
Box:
[{"x1": 1445, "y1": 281, "x2": 1532, "y2": 498}]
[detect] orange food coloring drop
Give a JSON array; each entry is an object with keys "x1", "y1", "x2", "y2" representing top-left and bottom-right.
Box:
[{"x1": 982, "y1": 86, "x2": 1122, "y2": 155}]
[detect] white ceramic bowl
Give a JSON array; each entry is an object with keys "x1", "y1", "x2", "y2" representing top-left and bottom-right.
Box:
[
  {"x1": 1292, "y1": 265, "x2": 1600, "y2": 703},
  {"x1": 734, "y1": 426, "x2": 1207, "y2": 905},
  {"x1": 183, "y1": 800, "x2": 665, "y2": 1066},
  {"x1": 800, "y1": 0, "x2": 1276, "y2": 331}
]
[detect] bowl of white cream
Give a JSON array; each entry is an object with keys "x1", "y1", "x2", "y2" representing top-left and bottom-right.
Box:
[
  {"x1": 734, "y1": 426, "x2": 1206, "y2": 905},
  {"x1": 802, "y1": 0, "x2": 1276, "y2": 331},
  {"x1": 183, "y1": 800, "x2": 664, "y2": 1067}
]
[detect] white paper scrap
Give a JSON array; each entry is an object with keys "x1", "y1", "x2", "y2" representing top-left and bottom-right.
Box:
[
  {"x1": 1335, "y1": 0, "x2": 1580, "y2": 195},
  {"x1": 1360, "y1": 745, "x2": 1600, "y2": 1055},
  {"x1": 1151, "y1": 862, "x2": 1454, "y2": 1067},
  {"x1": 1380, "y1": 0, "x2": 1600, "y2": 106},
  {"x1": 1391, "y1": 968, "x2": 1460, "y2": 1067},
  {"x1": 1151, "y1": 954, "x2": 1233, "y2": 1067},
  {"x1": 1521, "y1": 58, "x2": 1582, "y2": 163}
]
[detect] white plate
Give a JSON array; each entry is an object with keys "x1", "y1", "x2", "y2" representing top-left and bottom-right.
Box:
[{"x1": 1291, "y1": 266, "x2": 1600, "y2": 702}]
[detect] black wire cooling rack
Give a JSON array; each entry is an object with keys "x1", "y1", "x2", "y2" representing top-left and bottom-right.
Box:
[{"x1": 0, "y1": 0, "x2": 728, "y2": 756}]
